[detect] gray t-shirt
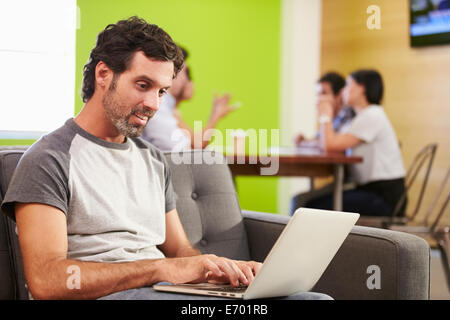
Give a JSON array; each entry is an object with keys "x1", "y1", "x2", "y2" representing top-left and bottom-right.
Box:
[{"x1": 1, "y1": 118, "x2": 177, "y2": 263}]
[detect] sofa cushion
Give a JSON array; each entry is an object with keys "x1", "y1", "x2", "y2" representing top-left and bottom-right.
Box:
[
  {"x1": 312, "y1": 225, "x2": 430, "y2": 299},
  {"x1": 164, "y1": 151, "x2": 250, "y2": 261}
]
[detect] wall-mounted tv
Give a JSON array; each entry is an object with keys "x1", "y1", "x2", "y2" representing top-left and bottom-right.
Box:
[{"x1": 410, "y1": 0, "x2": 450, "y2": 47}]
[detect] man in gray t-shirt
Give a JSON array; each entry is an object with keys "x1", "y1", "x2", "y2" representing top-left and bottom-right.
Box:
[
  {"x1": 1, "y1": 17, "x2": 262, "y2": 300},
  {"x1": 3, "y1": 118, "x2": 177, "y2": 263}
]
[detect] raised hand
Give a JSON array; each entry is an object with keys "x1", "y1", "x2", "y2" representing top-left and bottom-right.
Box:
[{"x1": 209, "y1": 92, "x2": 239, "y2": 123}]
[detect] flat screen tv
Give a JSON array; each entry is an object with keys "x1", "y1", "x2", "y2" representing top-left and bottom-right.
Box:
[{"x1": 410, "y1": 0, "x2": 450, "y2": 47}]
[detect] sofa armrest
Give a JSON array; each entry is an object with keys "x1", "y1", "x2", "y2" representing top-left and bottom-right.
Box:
[
  {"x1": 242, "y1": 210, "x2": 430, "y2": 300},
  {"x1": 242, "y1": 210, "x2": 290, "y2": 263}
]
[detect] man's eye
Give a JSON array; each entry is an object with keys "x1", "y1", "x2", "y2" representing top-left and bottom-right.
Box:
[
  {"x1": 159, "y1": 89, "x2": 167, "y2": 97},
  {"x1": 137, "y1": 83, "x2": 148, "y2": 90}
]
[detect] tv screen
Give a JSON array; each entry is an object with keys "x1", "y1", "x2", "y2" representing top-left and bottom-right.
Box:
[{"x1": 410, "y1": 0, "x2": 450, "y2": 47}]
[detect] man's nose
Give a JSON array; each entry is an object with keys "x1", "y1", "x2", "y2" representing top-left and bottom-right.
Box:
[{"x1": 143, "y1": 91, "x2": 160, "y2": 112}]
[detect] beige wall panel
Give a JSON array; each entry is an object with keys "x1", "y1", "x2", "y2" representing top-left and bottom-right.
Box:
[{"x1": 321, "y1": 0, "x2": 450, "y2": 225}]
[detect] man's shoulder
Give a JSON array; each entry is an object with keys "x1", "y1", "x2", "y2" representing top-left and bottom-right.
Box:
[
  {"x1": 20, "y1": 120, "x2": 76, "y2": 165},
  {"x1": 131, "y1": 137, "x2": 169, "y2": 164}
]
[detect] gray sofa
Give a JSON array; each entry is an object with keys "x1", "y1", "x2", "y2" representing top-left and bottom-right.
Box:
[{"x1": 0, "y1": 149, "x2": 430, "y2": 299}]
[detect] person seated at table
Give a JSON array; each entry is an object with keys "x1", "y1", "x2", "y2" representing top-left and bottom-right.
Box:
[
  {"x1": 290, "y1": 72, "x2": 355, "y2": 214},
  {"x1": 141, "y1": 47, "x2": 238, "y2": 151},
  {"x1": 293, "y1": 69, "x2": 407, "y2": 217},
  {"x1": 293, "y1": 72, "x2": 355, "y2": 147}
]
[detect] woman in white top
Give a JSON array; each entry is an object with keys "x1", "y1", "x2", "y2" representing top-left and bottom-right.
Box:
[{"x1": 307, "y1": 69, "x2": 407, "y2": 216}]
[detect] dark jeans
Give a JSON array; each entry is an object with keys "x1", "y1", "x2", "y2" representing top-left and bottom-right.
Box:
[
  {"x1": 291, "y1": 178, "x2": 406, "y2": 217},
  {"x1": 305, "y1": 189, "x2": 393, "y2": 216}
]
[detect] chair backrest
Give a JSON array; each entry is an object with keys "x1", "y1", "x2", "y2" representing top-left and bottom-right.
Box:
[
  {"x1": 392, "y1": 143, "x2": 438, "y2": 221},
  {"x1": 433, "y1": 227, "x2": 450, "y2": 291},
  {"x1": 0, "y1": 150, "x2": 29, "y2": 299},
  {"x1": 428, "y1": 168, "x2": 450, "y2": 292},
  {"x1": 429, "y1": 167, "x2": 450, "y2": 232},
  {"x1": 164, "y1": 151, "x2": 250, "y2": 261}
]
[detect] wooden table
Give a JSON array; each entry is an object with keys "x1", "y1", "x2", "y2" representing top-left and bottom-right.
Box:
[{"x1": 226, "y1": 147, "x2": 363, "y2": 211}]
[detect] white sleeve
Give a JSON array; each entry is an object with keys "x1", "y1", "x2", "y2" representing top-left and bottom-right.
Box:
[{"x1": 347, "y1": 107, "x2": 384, "y2": 143}]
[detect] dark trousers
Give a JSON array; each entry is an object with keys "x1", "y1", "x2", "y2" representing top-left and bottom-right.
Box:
[{"x1": 291, "y1": 178, "x2": 406, "y2": 217}]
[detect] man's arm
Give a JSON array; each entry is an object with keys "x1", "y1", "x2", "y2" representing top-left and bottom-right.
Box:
[
  {"x1": 158, "y1": 209, "x2": 200, "y2": 257},
  {"x1": 15, "y1": 203, "x2": 166, "y2": 299},
  {"x1": 317, "y1": 94, "x2": 361, "y2": 152},
  {"x1": 17, "y1": 204, "x2": 261, "y2": 299},
  {"x1": 173, "y1": 93, "x2": 238, "y2": 149}
]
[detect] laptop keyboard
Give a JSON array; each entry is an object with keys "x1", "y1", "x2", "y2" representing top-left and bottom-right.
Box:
[{"x1": 195, "y1": 285, "x2": 248, "y2": 293}]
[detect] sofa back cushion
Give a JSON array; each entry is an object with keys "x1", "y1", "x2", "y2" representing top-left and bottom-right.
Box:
[
  {"x1": 164, "y1": 151, "x2": 250, "y2": 261},
  {"x1": 0, "y1": 150, "x2": 28, "y2": 299}
]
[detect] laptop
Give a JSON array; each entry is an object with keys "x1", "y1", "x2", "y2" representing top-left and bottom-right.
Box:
[{"x1": 153, "y1": 207, "x2": 359, "y2": 299}]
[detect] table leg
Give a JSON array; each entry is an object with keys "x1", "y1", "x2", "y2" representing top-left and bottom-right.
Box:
[
  {"x1": 333, "y1": 164, "x2": 344, "y2": 211},
  {"x1": 309, "y1": 177, "x2": 314, "y2": 191}
]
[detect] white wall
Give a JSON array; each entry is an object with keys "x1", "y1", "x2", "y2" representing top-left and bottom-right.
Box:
[
  {"x1": 0, "y1": 0, "x2": 76, "y2": 136},
  {"x1": 278, "y1": 0, "x2": 322, "y2": 215}
]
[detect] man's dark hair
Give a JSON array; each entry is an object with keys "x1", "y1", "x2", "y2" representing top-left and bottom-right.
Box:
[
  {"x1": 185, "y1": 65, "x2": 192, "y2": 81},
  {"x1": 350, "y1": 69, "x2": 384, "y2": 105},
  {"x1": 179, "y1": 46, "x2": 189, "y2": 60},
  {"x1": 177, "y1": 45, "x2": 192, "y2": 80},
  {"x1": 81, "y1": 16, "x2": 184, "y2": 102},
  {"x1": 318, "y1": 72, "x2": 346, "y2": 96}
]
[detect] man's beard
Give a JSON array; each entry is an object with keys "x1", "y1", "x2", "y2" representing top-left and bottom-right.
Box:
[{"x1": 102, "y1": 79, "x2": 154, "y2": 138}]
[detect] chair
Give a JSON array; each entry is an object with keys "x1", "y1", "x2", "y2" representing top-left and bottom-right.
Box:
[
  {"x1": 388, "y1": 167, "x2": 449, "y2": 241},
  {"x1": 0, "y1": 149, "x2": 430, "y2": 299},
  {"x1": 434, "y1": 225, "x2": 450, "y2": 291},
  {"x1": 390, "y1": 168, "x2": 450, "y2": 291},
  {"x1": 391, "y1": 143, "x2": 438, "y2": 222},
  {"x1": 357, "y1": 143, "x2": 438, "y2": 228},
  {"x1": 432, "y1": 186, "x2": 450, "y2": 292}
]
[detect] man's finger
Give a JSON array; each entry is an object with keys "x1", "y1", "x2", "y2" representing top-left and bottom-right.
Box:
[
  {"x1": 214, "y1": 258, "x2": 240, "y2": 287},
  {"x1": 238, "y1": 262, "x2": 255, "y2": 284},
  {"x1": 204, "y1": 257, "x2": 224, "y2": 279},
  {"x1": 250, "y1": 261, "x2": 263, "y2": 275},
  {"x1": 229, "y1": 260, "x2": 249, "y2": 286}
]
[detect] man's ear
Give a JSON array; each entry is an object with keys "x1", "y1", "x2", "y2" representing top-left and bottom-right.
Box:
[{"x1": 95, "y1": 61, "x2": 113, "y2": 89}]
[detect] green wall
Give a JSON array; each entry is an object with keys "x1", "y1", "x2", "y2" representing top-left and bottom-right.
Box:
[
  {"x1": 0, "y1": 139, "x2": 36, "y2": 146},
  {"x1": 3, "y1": 0, "x2": 282, "y2": 213}
]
